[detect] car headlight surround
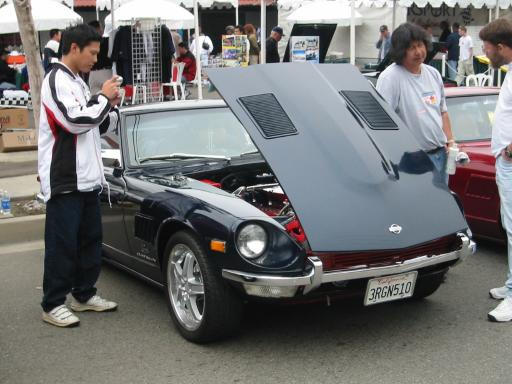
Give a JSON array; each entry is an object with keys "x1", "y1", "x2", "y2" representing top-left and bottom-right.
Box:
[{"x1": 236, "y1": 223, "x2": 268, "y2": 259}]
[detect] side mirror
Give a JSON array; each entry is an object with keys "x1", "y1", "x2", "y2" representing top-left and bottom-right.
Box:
[{"x1": 113, "y1": 167, "x2": 124, "y2": 178}]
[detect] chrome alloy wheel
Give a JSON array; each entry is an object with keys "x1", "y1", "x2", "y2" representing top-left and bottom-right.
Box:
[{"x1": 167, "y1": 244, "x2": 205, "y2": 331}]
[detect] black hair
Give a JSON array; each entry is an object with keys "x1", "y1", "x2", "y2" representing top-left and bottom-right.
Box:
[
  {"x1": 60, "y1": 24, "x2": 101, "y2": 55},
  {"x1": 178, "y1": 42, "x2": 188, "y2": 49},
  {"x1": 452, "y1": 22, "x2": 460, "y2": 30},
  {"x1": 389, "y1": 23, "x2": 431, "y2": 65},
  {"x1": 49, "y1": 29, "x2": 60, "y2": 39},
  {"x1": 88, "y1": 20, "x2": 101, "y2": 30}
]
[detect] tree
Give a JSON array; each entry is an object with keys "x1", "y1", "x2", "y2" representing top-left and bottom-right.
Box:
[{"x1": 13, "y1": 0, "x2": 43, "y2": 133}]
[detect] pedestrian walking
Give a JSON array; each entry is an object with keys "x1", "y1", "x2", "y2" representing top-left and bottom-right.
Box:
[
  {"x1": 376, "y1": 23, "x2": 455, "y2": 184},
  {"x1": 42, "y1": 29, "x2": 61, "y2": 74},
  {"x1": 38, "y1": 24, "x2": 120, "y2": 328},
  {"x1": 190, "y1": 28, "x2": 213, "y2": 67},
  {"x1": 479, "y1": 18, "x2": 512, "y2": 322},
  {"x1": 376, "y1": 25, "x2": 391, "y2": 63},
  {"x1": 266, "y1": 26, "x2": 284, "y2": 63},
  {"x1": 244, "y1": 24, "x2": 260, "y2": 65},
  {"x1": 456, "y1": 25, "x2": 475, "y2": 85},
  {"x1": 445, "y1": 22, "x2": 460, "y2": 81}
]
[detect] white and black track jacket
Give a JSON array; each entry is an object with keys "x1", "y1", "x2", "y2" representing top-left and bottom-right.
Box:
[{"x1": 38, "y1": 63, "x2": 119, "y2": 202}]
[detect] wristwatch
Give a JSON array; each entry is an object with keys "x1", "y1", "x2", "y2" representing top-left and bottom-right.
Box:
[{"x1": 505, "y1": 146, "x2": 512, "y2": 159}]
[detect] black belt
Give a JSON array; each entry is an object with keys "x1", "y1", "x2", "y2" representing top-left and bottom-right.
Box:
[{"x1": 426, "y1": 146, "x2": 444, "y2": 154}]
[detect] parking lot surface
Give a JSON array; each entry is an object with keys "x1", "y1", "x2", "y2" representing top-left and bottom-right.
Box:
[{"x1": 1, "y1": 241, "x2": 510, "y2": 384}]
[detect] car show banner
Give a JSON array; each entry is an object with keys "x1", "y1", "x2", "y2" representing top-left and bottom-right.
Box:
[{"x1": 290, "y1": 36, "x2": 320, "y2": 63}]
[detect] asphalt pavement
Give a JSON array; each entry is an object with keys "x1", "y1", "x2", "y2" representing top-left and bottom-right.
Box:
[{"x1": 1, "y1": 241, "x2": 511, "y2": 384}]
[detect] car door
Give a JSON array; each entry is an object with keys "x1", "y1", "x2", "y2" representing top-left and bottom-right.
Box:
[
  {"x1": 447, "y1": 93, "x2": 503, "y2": 240},
  {"x1": 100, "y1": 124, "x2": 133, "y2": 259}
]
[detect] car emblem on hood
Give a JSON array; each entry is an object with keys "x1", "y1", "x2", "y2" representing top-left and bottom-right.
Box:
[{"x1": 389, "y1": 224, "x2": 402, "y2": 234}]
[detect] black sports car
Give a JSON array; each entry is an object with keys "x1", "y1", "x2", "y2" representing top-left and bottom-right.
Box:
[{"x1": 100, "y1": 63, "x2": 475, "y2": 343}]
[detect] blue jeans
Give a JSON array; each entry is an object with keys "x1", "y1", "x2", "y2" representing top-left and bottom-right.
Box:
[
  {"x1": 447, "y1": 60, "x2": 458, "y2": 81},
  {"x1": 41, "y1": 191, "x2": 103, "y2": 312},
  {"x1": 427, "y1": 147, "x2": 448, "y2": 185},
  {"x1": 495, "y1": 156, "x2": 512, "y2": 296}
]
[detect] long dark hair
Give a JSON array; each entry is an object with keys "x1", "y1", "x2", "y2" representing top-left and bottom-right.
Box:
[{"x1": 390, "y1": 23, "x2": 431, "y2": 65}]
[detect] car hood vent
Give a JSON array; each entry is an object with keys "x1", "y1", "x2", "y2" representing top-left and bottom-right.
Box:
[
  {"x1": 239, "y1": 93, "x2": 298, "y2": 139},
  {"x1": 340, "y1": 90, "x2": 398, "y2": 130}
]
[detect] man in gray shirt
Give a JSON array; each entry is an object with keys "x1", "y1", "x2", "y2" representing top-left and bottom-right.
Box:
[{"x1": 376, "y1": 23, "x2": 455, "y2": 184}]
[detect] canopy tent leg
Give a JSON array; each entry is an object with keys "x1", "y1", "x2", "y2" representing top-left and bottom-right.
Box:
[
  {"x1": 236, "y1": 1, "x2": 239, "y2": 25},
  {"x1": 194, "y1": 0, "x2": 203, "y2": 99},
  {"x1": 350, "y1": 0, "x2": 355, "y2": 66},
  {"x1": 261, "y1": 0, "x2": 266, "y2": 63},
  {"x1": 392, "y1": 0, "x2": 397, "y2": 31},
  {"x1": 496, "y1": 0, "x2": 500, "y2": 18},
  {"x1": 111, "y1": 0, "x2": 115, "y2": 30}
]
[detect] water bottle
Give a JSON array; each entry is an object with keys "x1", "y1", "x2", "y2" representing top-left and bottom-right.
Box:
[
  {"x1": 2, "y1": 190, "x2": 11, "y2": 215},
  {"x1": 446, "y1": 143, "x2": 459, "y2": 175}
]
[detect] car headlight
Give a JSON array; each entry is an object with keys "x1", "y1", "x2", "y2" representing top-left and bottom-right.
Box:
[{"x1": 237, "y1": 224, "x2": 268, "y2": 259}]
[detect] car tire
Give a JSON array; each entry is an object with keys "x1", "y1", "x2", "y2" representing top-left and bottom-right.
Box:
[
  {"x1": 412, "y1": 269, "x2": 447, "y2": 300},
  {"x1": 163, "y1": 230, "x2": 243, "y2": 343}
]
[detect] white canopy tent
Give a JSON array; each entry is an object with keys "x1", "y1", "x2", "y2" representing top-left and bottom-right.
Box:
[
  {"x1": 286, "y1": 1, "x2": 363, "y2": 25},
  {"x1": 0, "y1": 0, "x2": 82, "y2": 34},
  {"x1": 105, "y1": 0, "x2": 195, "y2": 29}
]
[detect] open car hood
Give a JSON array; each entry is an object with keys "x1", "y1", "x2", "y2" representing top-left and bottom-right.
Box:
[{"x1": 207, "y1": 63, "x2": 468, "y2": 252}]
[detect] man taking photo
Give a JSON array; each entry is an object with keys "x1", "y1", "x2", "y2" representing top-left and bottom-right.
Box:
[
  {"x1": 376, "y1": 23, "x2": 455, "y2": 185},
  {"x1": 38, "y1": 24, "x2": 120, "y2": 327}
]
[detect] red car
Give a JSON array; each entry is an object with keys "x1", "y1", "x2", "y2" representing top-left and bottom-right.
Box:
[{"x1": 447, "y1": 87, "x2": 503, "y2": 241}]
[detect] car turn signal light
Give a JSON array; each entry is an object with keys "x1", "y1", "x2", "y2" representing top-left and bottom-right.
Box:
[{"x1": 210, "y1": 240, "x2": 226, "y2": 253}]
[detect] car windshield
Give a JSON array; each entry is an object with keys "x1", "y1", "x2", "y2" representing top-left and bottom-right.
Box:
[
  {"x1": 125, "y1": 107, "x2": 258, "y2": 166},
  {"x1": 447, "y1": 94, "x2": 498, "y2": 142}
]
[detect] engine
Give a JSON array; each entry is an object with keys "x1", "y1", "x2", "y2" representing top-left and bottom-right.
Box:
[{"x1": 231, "y1": 183, "x2": 307, "y2": 245}]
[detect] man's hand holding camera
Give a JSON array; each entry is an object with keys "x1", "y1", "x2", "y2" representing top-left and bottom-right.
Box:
[{"x1": 101, "y1": 76, "x2": 123, "y2": 107}]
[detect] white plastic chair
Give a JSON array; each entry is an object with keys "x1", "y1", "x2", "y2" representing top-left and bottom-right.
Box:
[
  {"x1": 160, "y1": 62, "x2": 186, "y2": 101},
  {"x1": 466, "y1": 73, "x2": 493, "y2": 87}
]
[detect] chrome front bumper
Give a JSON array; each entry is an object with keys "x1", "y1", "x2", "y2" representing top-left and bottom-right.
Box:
[{"x1": 222, "y1": 233, "x2": 476, "y2": 298}]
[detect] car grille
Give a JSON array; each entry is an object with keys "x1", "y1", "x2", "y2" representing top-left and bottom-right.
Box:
[{"x1": 316, "y1": 234, "x2": 462, "y2": 272}]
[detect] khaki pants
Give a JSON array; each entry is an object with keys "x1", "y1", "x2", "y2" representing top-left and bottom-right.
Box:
[
  {"x1": 249, "y1": 55, "x2": 259, "y2": 65},
  {"x1": 456, "y1": 59, "x2": 475, "y2": 86}
]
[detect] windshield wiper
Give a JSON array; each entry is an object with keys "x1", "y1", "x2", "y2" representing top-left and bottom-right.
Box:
[{"x1": 139, "y1": 153, "x2": 231, "y2": 164}]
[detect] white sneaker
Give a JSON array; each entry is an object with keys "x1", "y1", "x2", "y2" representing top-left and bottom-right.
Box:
[
  {"x1": 488, "y1": 297, "x2": 512, "y2": 322},
  {"x1": 490, "y1": 286, "x2": 509, "y2": 300},
  {"x1": 42, "y1": 305, "x2": 80, "y2": 327},
  {"x1": 70, "y1": 295, "x2": 118, "y2": 312}
]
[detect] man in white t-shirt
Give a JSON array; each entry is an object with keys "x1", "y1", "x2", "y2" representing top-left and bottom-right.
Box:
[
  {"x1": 480, "y1": 18, "x2": 512, "y2": 322},
  {"x1": 456, "y1": 25, "x2": 475, "y2": 85}
]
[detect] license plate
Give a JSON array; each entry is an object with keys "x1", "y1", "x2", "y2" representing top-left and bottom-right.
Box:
[{"x1": 364, "y1": 272, "x2": 418, "y2": 306}]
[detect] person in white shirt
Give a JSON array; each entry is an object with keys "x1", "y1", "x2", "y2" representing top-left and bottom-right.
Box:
[
  {"x1": 190, "y1": 28, "x2": 213, "y2": 67},
  {"x1": 456, "y1": 25, "x2": 475, "y2": 85},
  {"x1": 480, "y1": 18, "x2": 512, "y2": 322}
]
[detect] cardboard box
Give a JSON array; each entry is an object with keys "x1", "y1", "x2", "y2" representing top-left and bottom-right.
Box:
[
  {"x1": 0, "y1": 108, "x2": 34, "y2": 130},
  {"x1": 0, "y1": 130, "x2": 37, "y2": 152}
]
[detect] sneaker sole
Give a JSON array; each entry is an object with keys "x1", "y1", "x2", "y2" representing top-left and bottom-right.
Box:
[
  {"x1": 488, "y1": 313, "x2": 512, "y2": 322},
  {"x1": 69, "y1": 304, "x2": 118, "y2": 313},
  {"x1": 42, "y1": 314, "x2": 80, "y2": 328},
  {"x1": 489, "y1": 291, "x2": 507, "y2": 300}
]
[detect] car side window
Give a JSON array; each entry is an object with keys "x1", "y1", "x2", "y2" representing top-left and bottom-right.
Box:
[{"x1": 447, "y1": 95, "x2": 498, "y2": 142}]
